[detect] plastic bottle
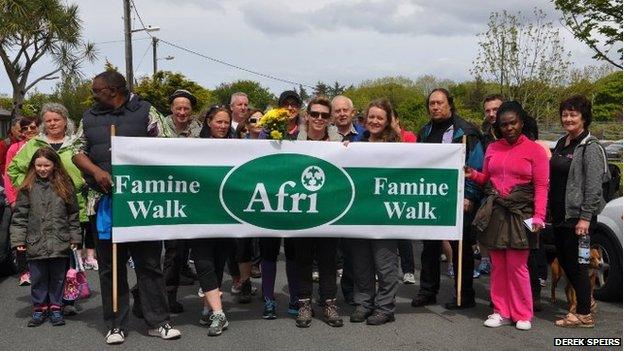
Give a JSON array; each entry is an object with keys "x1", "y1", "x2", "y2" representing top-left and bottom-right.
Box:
[{"x1": 578, "y1": 234, "x2": 590, "y2": 265}]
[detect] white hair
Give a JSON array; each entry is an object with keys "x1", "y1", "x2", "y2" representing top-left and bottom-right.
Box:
[
  {"x1": 331, "y1": 95, "x2": 354, "y2": 109},
  {"x1": 230, "y1": 92, "x2": 248, "y2": 106}
]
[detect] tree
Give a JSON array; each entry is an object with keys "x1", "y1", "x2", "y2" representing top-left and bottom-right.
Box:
[
  {"x1": 297, "y1": 84, "x2": 310, "y2": 104},
  {"x1": 134, "y1": 71, "x2": 215, "y2": 115},
  {"x1": 313, "y1": 81, "x2": 329, "y2": 97},
  {"x1": 471, "y1": 8, "x2": 571, "y2": 123},
  {"x1": 553, "y1": 0, "x2": 623, "y2": 69},
  {"x1": 50, "y1": 75, "x2": 93, "y2": 124},
  {"x1": 0, "y1": 0, "x2": 96, "y2": 117},
  {"x1": 212, "y1": 80, "x2": 276, "y2": 111},
  {"x1": 327, "y1": 81, "x2": 346, "y2": 98}
]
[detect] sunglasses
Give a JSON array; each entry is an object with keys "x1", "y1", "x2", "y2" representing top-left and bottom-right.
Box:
[
  {"x1": 20, "y1": 124, "x2": 38, "y2": 132},
  {"x1": 248, "y1": 117, "x2": 259, "y2": 124},
  {"x1": 308, "y1": 111, "x2": 331, "y2": 120}
]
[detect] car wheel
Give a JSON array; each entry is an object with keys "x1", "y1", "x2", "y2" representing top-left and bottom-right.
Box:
[{"x1": 592, "y1": 227, "x2": 623, "y2": 302}]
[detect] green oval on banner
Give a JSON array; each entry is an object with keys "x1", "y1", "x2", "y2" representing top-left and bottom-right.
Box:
[{"x1": 220, "y1": 153, "x2": 354, "y2": 230}]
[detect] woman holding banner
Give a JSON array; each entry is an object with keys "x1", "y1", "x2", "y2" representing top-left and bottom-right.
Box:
[
  {"x1": 348, "y1": 98, "x2": 401, "y2": 326},
  {"x1": 195, "y1": 106, "x2": 235, "y2": 336},
  {"x1": 466, "y1": 101, "x2": 549, "y2": 331},
  {"x1": 292, "y1": 96, "x2": 344, "y2": 328}
]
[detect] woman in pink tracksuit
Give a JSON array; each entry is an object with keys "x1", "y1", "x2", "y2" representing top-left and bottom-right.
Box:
[{"x1": 466, "y1": 101, "x2": 549, "y2": 331}]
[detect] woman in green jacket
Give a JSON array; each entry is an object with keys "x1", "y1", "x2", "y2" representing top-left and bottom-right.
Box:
[{"x1": 8, "y1": 103, "x2": 96, "y2": 271}]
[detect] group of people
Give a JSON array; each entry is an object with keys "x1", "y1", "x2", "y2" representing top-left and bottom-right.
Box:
[{"x1": 3, "y1": 69, "x2": 610, "y2": 345}]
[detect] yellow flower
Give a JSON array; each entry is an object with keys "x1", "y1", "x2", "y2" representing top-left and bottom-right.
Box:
[{"x1": 270, "y1": 130, "x2": 283, "y2": 140}]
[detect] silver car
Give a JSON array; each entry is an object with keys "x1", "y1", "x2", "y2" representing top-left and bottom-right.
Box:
[{"x1": 592, "y1": 197, "x2": 623, "y2": 301}]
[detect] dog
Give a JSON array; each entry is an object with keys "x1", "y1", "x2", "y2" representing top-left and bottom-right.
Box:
[{"x1": 550, "y1": 247, "x2": 603, "y2": 314}]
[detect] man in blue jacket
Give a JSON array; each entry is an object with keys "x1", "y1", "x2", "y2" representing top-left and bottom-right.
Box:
[{"x1": 411, "y1": 88, "x2": 484, "y2": 310}]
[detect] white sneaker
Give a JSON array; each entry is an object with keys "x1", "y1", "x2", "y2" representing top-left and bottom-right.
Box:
[
  {"x1": 516, "y1": 320, "x2": 531, "y2": 330},
  {"x1": 105, "y1": 328, "x2": 125, "y2": 345},
  {"x1": 483, "y1": 313, "x2": 512, "y2": 328},
  {"x1": 148, "y1": 322, "x2": 181, "y2": 340},
  {"x1": 402, "y1": 273, "x2": 416, "y2": 284}
]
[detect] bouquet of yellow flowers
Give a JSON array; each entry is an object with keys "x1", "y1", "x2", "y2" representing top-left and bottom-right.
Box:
[{"x1": 259, "y1": 108, "x2": 289, "y2": 140}]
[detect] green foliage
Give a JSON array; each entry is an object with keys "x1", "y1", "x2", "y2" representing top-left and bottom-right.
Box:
[
  {"x1": 50, "y1": 76, "x2": 93, "y2": 123},
  {"x1": 592, "y1": 71, "x2": 623, "y2": 122},
  {"x1": 0, "y1": 0, "x2": 97, "y2": 116},
  {"x1": 212, "y1": 80, "x2": 276, "y2": 111},
  {"x1": 134, "y1": 71, "x2": 215, "y2": 115},
  {"x1": 553, "y1": 0, "x2": 623, "y2": 69}
]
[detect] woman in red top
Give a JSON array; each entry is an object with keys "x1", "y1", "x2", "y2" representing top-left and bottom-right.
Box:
[{"x1": 466, "y1": 101, "x2": 549, "y2": 331}]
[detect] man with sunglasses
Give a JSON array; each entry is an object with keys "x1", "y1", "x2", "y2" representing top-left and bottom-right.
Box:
[
  {"x1": 292, "y1": 96, "x2": 344, "y2": 328},
  {"x1": 72, "y1": 71, "x2": 180, "y2": 345}
]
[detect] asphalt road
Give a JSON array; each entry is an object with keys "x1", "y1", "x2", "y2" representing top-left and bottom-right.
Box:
[{"x1": 0, "y1": 241, "x2": 621, "y2": 351}]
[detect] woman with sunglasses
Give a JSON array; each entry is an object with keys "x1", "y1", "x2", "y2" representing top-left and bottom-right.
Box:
[
  {"x1": 292, "y1": 96, "x2": 343, "y2": 328},
  {"x1": 244, "y1": 109, "x2": 264, "y2": 139},
  {"x1": 3, "y1": 115, "x2": 40, "y2": 286}
]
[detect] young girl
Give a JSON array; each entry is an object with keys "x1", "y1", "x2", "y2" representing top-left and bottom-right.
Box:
[{"x1": 10, "y1": 147, "x2": 82, "y2": 327}]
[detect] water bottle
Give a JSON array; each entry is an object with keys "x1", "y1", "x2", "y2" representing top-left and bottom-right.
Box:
[{"x1": 578, "y1": 234, "x2": 590, "y2": 265}]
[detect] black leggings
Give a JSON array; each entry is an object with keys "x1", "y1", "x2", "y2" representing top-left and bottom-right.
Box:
[
  {"x1": 259, "y1": 237, "x2": 296, "y2": 262},
  {"x1": 192, "y1": 239, "x2": 234, "y2": 292},
  {"x1": 553, "y1": 224, "x2": 591, "y2": 315}
]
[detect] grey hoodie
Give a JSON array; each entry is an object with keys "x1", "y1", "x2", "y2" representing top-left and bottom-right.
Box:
[{"x1": 560, "y1": 133, "x2": 610, "y2": 221}]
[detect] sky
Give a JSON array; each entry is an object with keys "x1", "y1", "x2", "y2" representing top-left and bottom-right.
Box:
[{"x1": 0, "y1": 0, "x2": 616, "y2": 97}]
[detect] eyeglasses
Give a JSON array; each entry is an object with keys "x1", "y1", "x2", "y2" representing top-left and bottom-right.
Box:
[
  {"x1": 20, "y1": 124, "x2": 38, "y2": 132},
  {"x1": 91, "y1": 87, "x2": 111, "y2": 94},
  {"x1": 308, "y1": 111, "x2": 331, "y2": 119}
]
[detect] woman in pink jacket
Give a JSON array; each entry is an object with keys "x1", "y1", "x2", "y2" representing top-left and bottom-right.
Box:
[
  {"x1": 3, "y1": 116, "x2": 40, "y2": 286},
  {"x1": 465, "y1": 101, "x2": 549, "y2": 331}
]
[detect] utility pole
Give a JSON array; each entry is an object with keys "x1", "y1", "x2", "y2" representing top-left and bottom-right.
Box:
[
  {"x1": 123, "y1": 0, "x2": 133, "y2": 91},
  {"x1": 152, "y1": 37, "x2": 158, "y2": 76}
]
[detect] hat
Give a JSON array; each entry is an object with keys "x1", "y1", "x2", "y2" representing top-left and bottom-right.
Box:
[
  {"x1": 278, "y1": 90, "x2": 302, "y2": 107},
  {"x1": 169, "y1": 89, "x2": 197, "y2": 107}
]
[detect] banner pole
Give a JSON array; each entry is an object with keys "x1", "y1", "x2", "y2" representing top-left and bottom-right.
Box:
[
  {"x1": 457, "y1": 135, "x2": 467, "y2": 307},
  {"x1": 111, "y1": 125, "x2": 118, "y2": 313}
]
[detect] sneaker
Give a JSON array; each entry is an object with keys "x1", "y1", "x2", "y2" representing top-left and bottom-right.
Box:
[
  {"x1": 411, "y1": 294, "x2": 436, "y2": 308},
  {"x1": 62, "y1": 304, "x2": 78, "y2": 316},
  {"x1": 148, "y1": 322, "x2": 181, "y2": 340},
  {"x1": 105, "y1": 328, "x2": 125, "y2": 345},
  {"x1": 296, "y1": 299, "x2": 313, "y2": 328},
  {"x1": 402, "y1": 272, "x2": 416, "y2": 284},
  {"x1": 287, "y1": 302, "x2": 300, "y2": 316},
  {"x1": 84, "y1": 257, "x2": 99, "y2": 271},
  {"x1": 230, "y1": 280, "x2": 242, "y2": 294},
  {"x1": 478, "y1": 259, "x2": 491, "y2": 275},
  {"x1": 516, "y1": 320, "x2": 532, "y2": 330},
  {"x1": 207, "y1": 313, "x2": 229, "y2": 336},
  {"x1": 18, "y1": 272, "x2": 31, "y2": 286},
  {"x1": 483, "y1": 313, "x2": 512, "y2": 328},
  {"x1": 49, "y1": 309, "x2": 65, "y2": 326},
  {"x1": 322, "y1": 299, "x2": 343, "y2": 327},
  {"x1": 446, "y1": 263, "x2": 454, "y2": 277},
  {"x1": 197, "y1": 288, "x2": 205, "y2": 298},
  {"x1": 349, "y1": 307, "x2": 372, "y2": 323},
  {"x1": 366, "y1": 311, "x2": 395, "y2": 325},
  {"x1": 237, "y1": 279, "x2": 252, "y2": 304},
  {"x1": 27, "y1": 310, "x2": 47, "y2": 327},
  {"x1": 262, "y1": 299, "x2": 277, "y2": 320},
  {"x1": 312, "y1": 271, "x2": 320, "y2": 282}
]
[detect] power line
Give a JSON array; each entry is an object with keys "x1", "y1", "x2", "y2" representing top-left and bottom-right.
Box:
[
  {"x1": 158, "y1": 39, "x2": 315, "y2": 89},
  {"x1": 135, "y1": 41, "x2": 152, "y2": 72},
  {"x1": 95, "y1": 37, "x2": 150, "y2": 45},
  {"x1": 129, "y1": 0, "x2": 314, "y2": 89}
]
